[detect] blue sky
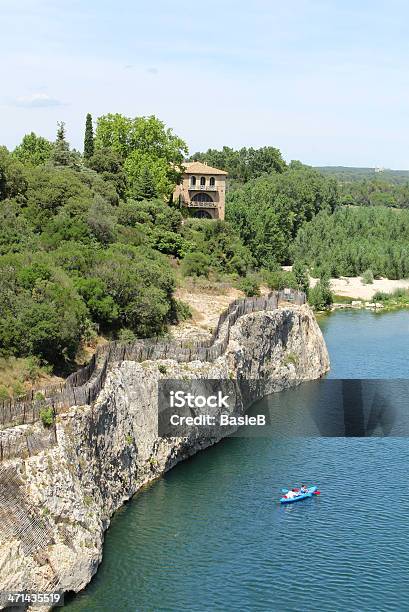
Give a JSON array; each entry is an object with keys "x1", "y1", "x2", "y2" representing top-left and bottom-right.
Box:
[{"x1": 2, "y1": 0, "x2": 409, "y2": 167}]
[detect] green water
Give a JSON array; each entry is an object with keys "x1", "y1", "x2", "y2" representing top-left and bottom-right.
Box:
[{"x1": 65, "y1": 310, "x2": 409, "y2": 612}]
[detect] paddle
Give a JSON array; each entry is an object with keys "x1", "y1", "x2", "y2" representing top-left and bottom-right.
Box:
[{"x1": 281, "y1": 488, "x2": 289, "y2": 494}]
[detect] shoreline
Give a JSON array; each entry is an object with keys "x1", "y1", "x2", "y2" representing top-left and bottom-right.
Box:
[{"x1": 311, "y1": 274, "x2": 409, "y2": 301}]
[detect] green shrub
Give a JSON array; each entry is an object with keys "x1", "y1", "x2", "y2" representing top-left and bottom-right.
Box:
[
  {"x1": 266, "y1": 270, "x2": 297, "y2": 291},
  {"x1": 373, "y1": 291, "x2": 389, "y2": 302},
  {"x1": 12, "y1": 381, "x2": 26, "y2": 399},
  {"x1": 292, "y1": 261, "x2": 310, "y2": 292},
  {"x1": 181, "y1": 251, "x2": 211, "y2": 277},
  {"x1": 158, "y1": 364, "x2": 167, "y2": 374},
  {"x1": 39, "y1": 405, "x2": 54, "y2": 428},
  {"x1": 0, "y1": 386, "x2": 10, "y2": 401},
  {"x1": 237, "y1": 275, "x2": 260, "y2": 297},
  {"x1": 373, "y1": 288, "x2": 409, "y2": 303},
  {"x1": 117, "y1": 328, "x2": 136, "y2": 343},
  {"x1": 361, "y1": 269, "x2": 374, "y2": 284},
  {"x1": 175, "y1": 300, "x2": 192, "y2": 321},
  {"x1": 308, "y1": 277, "x2": 333, "y2": 310}
]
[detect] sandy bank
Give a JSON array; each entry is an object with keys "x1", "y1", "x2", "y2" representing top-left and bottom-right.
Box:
[{"x1": 311, "y1": 276, "x2": 409, "y2": 300}]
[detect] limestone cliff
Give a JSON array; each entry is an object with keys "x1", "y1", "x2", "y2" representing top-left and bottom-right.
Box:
[{"x1": 0, "y1": 305, "x2": 329, "y2": 600}]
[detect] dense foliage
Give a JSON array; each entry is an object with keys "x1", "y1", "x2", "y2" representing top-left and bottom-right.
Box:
[
  {"x1": 317, "y1": 166, "x2": 409, "y2": 184},
  {"x1": 226, "y1": 165, "x2": 338, "y2": 268},
  {"x1": 292, "y1": 207, "x2": 409, "y2": 279},
  {"x1": 0, "y1": 140, "x2": 182, "y2": 367},
  {"x1": 94, "y1": 113, "x2": 188, "y2": 198},
  {"x1": 190, "y1": 146, "x2": 287, "y2": 182},
  {"x1": 0, "y1": 120, "x2": 263, "y2": 372},
  {"x1": 339, "y1": 178, "x2": 409, "y2": 209},
  {"x1": 316, "y1": 167, "x2": 409, "y2": 208}
]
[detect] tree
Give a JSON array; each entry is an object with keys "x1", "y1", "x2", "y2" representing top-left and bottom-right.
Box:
[
  {"x1": 226, "y1": 166, "x2": 339, "y2": 268},
  {"x1": 308, "y1": 276, "x2": 333, "y2": 310},
  {"x1": 92, "y1": 244, "x2": 175, "y2": 337},
  {"x1": 83, "y1": 113, "x2": 94, "y2": 160},
  {"x1": 133, "y1": 166, "x2": 157, "y2": 200},
  {"x1": 13, "y1": 133, "x2": 54, "y2": 166},
  {"x1": 51, "y1": 122, "x2": 72, "y2": 167},
  {"x1": 292, "y1": 261, "x2": 310, "y2": 293},
  {"x1": 190, "y1": 146, "x2": 287, "y2": 181},
  {"x1": 0, "y1": 254, "x2": 88, "y2": 367},
  {"x1": 74, "y1": 277, "x2": 119, "y2": 327},
  {"x1": 87, "y1": 147, "x2": 127, "y2": 198},
  {"x1": 94, "y1": 114, "x2": 188, "y2": 197}
]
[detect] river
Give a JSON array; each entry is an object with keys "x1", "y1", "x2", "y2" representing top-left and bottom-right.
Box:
[{"x1": 65, "y1": 309, "x2": 409, "y2": 611}]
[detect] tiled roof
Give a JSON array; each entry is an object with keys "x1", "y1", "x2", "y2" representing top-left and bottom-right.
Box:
[{"x1": 182, "y1": 161, "x2": 228, "y2": 175}]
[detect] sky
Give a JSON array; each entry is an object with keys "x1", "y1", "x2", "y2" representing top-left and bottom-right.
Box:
[{"x1": 2, "y1": 0, "x2": 409, "y2": 167}]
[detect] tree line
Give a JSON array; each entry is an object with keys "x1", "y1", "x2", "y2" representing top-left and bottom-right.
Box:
[
  {"x1": 5, "y1": 118, "x2": 409, "y2": 383},
  {"x1": 292, "y1": 206, "x2": 409, "y2": 279}
]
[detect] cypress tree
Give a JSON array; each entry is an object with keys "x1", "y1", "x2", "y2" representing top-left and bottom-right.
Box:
[
  {"x1": 84, "y1": 113, "x2": 94, "y2": 160},
  {"x1": 134, "y1": 166, "x2": 157, "y2": 200},
  {"x1": 52, "y1": 121, "x2": 71, "y2": 166}
]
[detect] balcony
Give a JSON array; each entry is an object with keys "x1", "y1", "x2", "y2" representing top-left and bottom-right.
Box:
[
  {"x1": 188, "y1": 184, "x2": 218, "y2": 191},
  {"x1": 187, "y1": 200, "x2": 218, "y2": 208}
]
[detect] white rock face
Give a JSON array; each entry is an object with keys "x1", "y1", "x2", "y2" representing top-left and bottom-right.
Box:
[{"x1": 0, "y1": 305, "x2": 329, "y2": 601}]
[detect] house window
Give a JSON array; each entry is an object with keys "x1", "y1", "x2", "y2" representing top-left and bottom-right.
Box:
[
  {"x1": 192, "y1": 193, "x2": 213, "y2": 203},
  {"x1": 209, "y1": 177, "x2": 215, "y2": 186},
  {"x1": 190, "y1": 176, "x2": 196, "y2": 186},
  {"x1": 200, "y1": 176, "x2": 206, "y2": 186}
]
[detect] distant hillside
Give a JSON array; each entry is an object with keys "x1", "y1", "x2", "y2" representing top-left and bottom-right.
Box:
[{"x1": 315, "y1": 166, "x2": 409, "y2": 185}]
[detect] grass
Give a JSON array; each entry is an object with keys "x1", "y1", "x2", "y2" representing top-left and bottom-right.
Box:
[
  {"x1": 332, "y1": 294, "x2": 353, "y2": 304},
  {"x1": 372, "y1": 288, "x2": 409, "y2": 310},
  {"x1": 283, "y1": 352, "x2": 298, "y2": 367},
  {"x1": 39, "y1": 405, "x2": 54, "y2": 428},
  {"x1": 177, "y1": 271, "x2": 242, "y2": 295},
  {"x1": 0, "y1": 356, "x2": 57, "y2": 400}
]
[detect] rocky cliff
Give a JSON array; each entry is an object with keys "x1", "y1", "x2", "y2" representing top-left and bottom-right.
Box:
[{"x1": 0, "y1": 304, "x2": 329, "y2": 601}]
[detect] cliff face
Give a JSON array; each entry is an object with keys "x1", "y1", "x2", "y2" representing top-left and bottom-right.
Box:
[{"x1": 0, "y1": 305, "x2": 329, "y2": 598}]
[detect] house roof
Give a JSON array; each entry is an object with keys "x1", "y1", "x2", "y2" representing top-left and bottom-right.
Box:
[{"x1": 182, "y1": 161, "x2": 228, "y2": 175}]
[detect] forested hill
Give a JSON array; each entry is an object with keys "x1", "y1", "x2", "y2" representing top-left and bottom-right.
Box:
[
  {"x1": 314, "y1": 166, "x2": 409, "y2": 208},
  {"x1": 3, "y1": 123, "x2": 409, "y2": 398},
  {"x1": 0, "y1": 117, "x2": 337, "y2": 396},
  {"x1": 316, "y1": 166, "x2": 409, "y2": 184}
]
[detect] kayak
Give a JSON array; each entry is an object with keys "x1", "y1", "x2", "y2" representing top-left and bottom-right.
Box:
[{"x1": 280, "y1": 486, "x2": 317, "y2": 504}]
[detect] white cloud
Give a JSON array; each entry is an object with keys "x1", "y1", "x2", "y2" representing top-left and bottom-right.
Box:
[{"x1": 10, "y1": 93, "x2": 64, "y2": 108}]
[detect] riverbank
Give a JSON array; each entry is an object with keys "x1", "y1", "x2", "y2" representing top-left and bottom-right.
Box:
[
  {"x1": 65, "y1": 308, "x2": 409, "y2": 612},
  {"x1": 310, "y1": 274, "x2": 409, "y2": 300},
  {"x1": 0, "y1": 300, "x2": 329, "y2": 600}
]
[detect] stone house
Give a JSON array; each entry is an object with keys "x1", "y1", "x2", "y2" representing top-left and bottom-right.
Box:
[{"x1": 173, "y1": 161, "x2": 228, "y2": 220}]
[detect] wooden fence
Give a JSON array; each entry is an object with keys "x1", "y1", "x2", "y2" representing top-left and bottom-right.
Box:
[{"x1": 0, "y1": 289, "x2": 305, "y2": 429}]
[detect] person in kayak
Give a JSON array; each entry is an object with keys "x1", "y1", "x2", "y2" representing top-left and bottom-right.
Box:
[{"x1": 300, "y1": 484, "x2": 308, "y2": 493}]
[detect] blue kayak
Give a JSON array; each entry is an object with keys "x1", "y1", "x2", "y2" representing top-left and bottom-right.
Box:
[{"x1": 280, "y1": 486, "x2": 317, "y2": 504}]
